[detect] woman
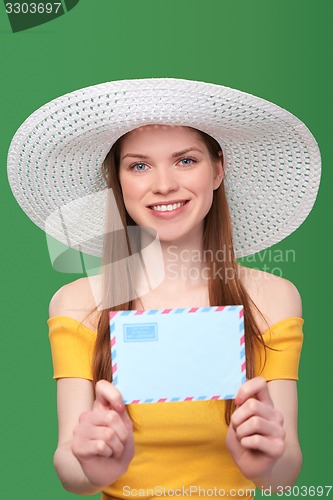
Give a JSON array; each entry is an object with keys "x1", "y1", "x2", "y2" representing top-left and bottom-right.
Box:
[{"x1": 7, "y1": 78, "x2": 321, "y2": 499}]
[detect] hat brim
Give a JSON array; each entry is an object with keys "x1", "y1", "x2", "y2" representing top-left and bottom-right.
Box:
[{"x1": 7, "y1": 78, "x2": 321, "y2": 258}]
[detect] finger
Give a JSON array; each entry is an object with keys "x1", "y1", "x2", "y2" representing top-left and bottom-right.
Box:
[
  {"x1": 231, "y1": 398, "x2": 284, "y2": 428},
  {"x1": 96, "y1": 428, "x2": 124, "y2": 458},
  {"x1": 72, "y1": 437, "x2": 113, "y2": 460},
  {"x1": 73, "y1": 422, "x2": 125, "y2": 459},
  {"x1": 118, "y1": 406, "x2": 133, "y2": 431},
  {"x1": 239, "y1": 435, "x2": 285, "y2": 458},
  {"x1": 80, "y1": 409, "x2": 130, "y2": 443},
  {"x1": 94, "y1": 380, "x2": 125, "y2": 413},
  {"x1": 95, "y1": 439, "x2": 115, "y2": 458},
  {"x1": 235, "y1": 377, "x2": 273, "y2": 407},
  {"x1": 235, "y1": 416, "x2": 286, "y2": 440},
  {"x1": 86, "y1": 406, "x2": 133, "y2": 450}
]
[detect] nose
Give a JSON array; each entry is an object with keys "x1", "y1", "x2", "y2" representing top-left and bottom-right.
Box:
[{"x1": 151, "y1": 167, "x2": 179, "y2": 195}]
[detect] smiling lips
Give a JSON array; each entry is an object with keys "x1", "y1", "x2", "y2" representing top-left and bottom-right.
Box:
[
  {"x1": 150, "y1": 200, "x2": 187, "y2": 212},
  {"x1": 147, "y1": 200, "x2": 189, "y2": 216}
]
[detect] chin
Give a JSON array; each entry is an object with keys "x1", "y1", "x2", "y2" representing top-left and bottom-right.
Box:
[{"x1": 158, "y1": 229, "x2": 195, "y2": 244}]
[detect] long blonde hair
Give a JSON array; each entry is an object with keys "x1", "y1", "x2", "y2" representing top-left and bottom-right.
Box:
[{"x1": 91, "y1": 127, "x2": 267, "y2": 425}]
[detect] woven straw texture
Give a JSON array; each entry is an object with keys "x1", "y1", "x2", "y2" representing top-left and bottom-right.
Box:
[{"x1": 7, "y1": 78, "x2": 321, "y2": 258}]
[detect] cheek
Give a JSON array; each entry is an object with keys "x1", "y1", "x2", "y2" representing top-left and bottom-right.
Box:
[
  {"x1": 199, "y1": 177, "x2": 215, "y2": 212},
  {"x1": 119, "y1": 177, "x2": 146, "y2": 221},
  {"x1": 204, "y1": 191, "x2": 214, "y2": 213},
  {"x1": 119, "y1": 175, "x2": 137, "y2": 201},
  {"x1": 121, "y1": 189, "x2": 136, "y2": 218},
  {"x1": 193, "y1": 173, "x2": 215, "y2": 197}
]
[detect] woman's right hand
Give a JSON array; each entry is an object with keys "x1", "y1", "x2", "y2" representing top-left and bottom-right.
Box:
[{"x1": 71, "y1": 379, "x2": 135, "y2": 487}]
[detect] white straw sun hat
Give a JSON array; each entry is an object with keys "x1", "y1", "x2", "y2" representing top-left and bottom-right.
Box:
[{"x1": 7, "y1": 78, "x2": 321, "y2": 259}]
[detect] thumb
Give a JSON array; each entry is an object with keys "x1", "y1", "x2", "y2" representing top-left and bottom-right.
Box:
[
  {"x1": 119, "y1": 405, "x2": 134, "y2": 431},
  {"x1": 93, "y1": 379, "x2": 125, "y2": 413}
]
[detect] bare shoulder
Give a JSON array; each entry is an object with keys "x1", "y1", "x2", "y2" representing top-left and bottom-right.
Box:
[
  {"x1": 238, "y1": 264, "x2": 303, "y2": 330},
  {"x1": 48, "y1": 275, "x2": 102, "y2": 330}
]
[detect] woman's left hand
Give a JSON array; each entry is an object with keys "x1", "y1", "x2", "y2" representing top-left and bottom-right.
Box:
[{"x1": 226, "y1": 377, "x2": 286, "y2": 481}]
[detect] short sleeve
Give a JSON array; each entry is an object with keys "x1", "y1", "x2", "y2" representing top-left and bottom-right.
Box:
[
  {"x1": 255, "y1": 317, "x2": 304, "y2": 381},
  {"x1": 48, "y1": 316, "x2": 96, "y2": 380}
]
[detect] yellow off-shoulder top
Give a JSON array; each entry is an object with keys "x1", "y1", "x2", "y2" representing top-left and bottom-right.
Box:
[{"x1": 48, "y1": 316, "x2": 304, "y2": 500}]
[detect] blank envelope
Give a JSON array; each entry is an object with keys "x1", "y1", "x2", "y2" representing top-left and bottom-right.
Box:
[{"x1": 110, "y1": 305, "x2": 246, "y2": 404}]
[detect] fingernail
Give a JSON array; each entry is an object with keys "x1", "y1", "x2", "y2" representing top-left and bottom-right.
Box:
[{"x1": 117, "y1": 402, "x2": 124, "y2": 412}]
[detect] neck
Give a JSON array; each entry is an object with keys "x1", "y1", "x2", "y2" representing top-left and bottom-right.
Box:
[{"x1": 139, "y1": 224, "x2": 208, "y2": 294}]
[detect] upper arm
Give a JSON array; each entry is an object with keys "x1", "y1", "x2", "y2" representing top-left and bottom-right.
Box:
[
  {"x1": 255, "y1": 273, "x2": 303, "y2": 327},
  {"x1": 268, "y1": 277, "x2": 303, "y2": 320},
  {"x1": 56, "y1": 378, "x2": 95, "y2": 446},
  {"x1": 262, "y1": 277, "x2": 303, "y2": 439},
  {"x1": 49, "y1": 278, "x2": 100, "y2": 445},
  {"x1": 49, "y1": 277, "x2": 100, "y2": 328},
  {"x1": 49, "y1": 277, "x2": 89, "y2": 319}
]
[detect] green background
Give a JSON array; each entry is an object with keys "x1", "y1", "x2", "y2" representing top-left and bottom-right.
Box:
[{"x1": 1, "y1": 0, "x2": 331, "y2": 498}]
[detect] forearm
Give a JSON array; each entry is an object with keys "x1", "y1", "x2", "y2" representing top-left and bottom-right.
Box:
[
  {"x1": 54, "y1": 442, "x2": 102, "y2": 495},
  {"x1": 253, "y1": 443, "x2": 302, "y2": 492}
]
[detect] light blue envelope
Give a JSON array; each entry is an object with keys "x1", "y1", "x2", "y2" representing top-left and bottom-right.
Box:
[{"x1": 110, "y1": 305, "x2": 245, "y2": 404}]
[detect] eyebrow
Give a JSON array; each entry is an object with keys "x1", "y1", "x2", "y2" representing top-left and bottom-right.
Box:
[{"x1": 121, "y1": 147, "x2": 204, "y2": 161}]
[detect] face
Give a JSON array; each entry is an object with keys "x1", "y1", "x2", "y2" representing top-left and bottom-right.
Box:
[{"x1": 118, "y1": 125, "x2": 224, "y2": 244}]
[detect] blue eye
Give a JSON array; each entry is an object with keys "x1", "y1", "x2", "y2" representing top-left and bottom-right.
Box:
[
  {"x1": 131, "y1": 162, "x2": 148, "y2": 172},
  {"x1": 179, "y1": 157, "x2": 195, "y2": 166}
]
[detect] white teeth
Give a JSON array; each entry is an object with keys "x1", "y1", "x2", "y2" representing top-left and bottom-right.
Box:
[{"x1": 151, "y1": 201, "x2": 186, "y2": 212}]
